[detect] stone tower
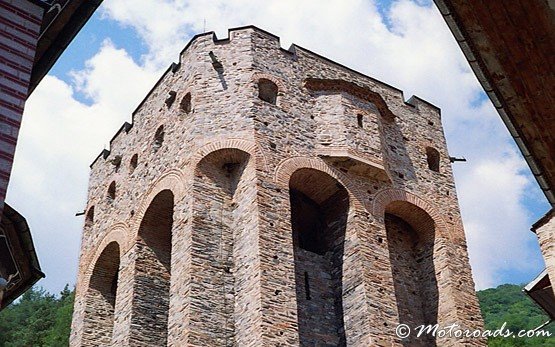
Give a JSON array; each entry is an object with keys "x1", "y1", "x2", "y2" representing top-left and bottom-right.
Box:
[{"x1": 70, "y1": 26, "x2": 485, "y2": 347}]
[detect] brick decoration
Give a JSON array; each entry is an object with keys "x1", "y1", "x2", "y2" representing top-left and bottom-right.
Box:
[
  {"x1": 372, "y1": 188, "x2": 451, "y2": 240},
  {"x1": 80, "y1": 222, "x2": 131, "y2": 288},
  {"x1": 80, "y1": 241, "x2": 121, "y2": 346},
  {"x1": 130, "y1": 168, "x2": 186, "y2": 236},
  {"x1": 274, "y1": 156, "x2": 367, "y2": 212},
  {"x1": 189, "y1": 138, "x2": 267, "y2": 172}
]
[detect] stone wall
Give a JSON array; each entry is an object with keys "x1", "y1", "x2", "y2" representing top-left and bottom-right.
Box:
[
  {"x1": 70, "y1": 26, "x2": 485, "y2": 346},
  {"x1": 533, "y1": 210, "x2": 555, "y2": 296}
]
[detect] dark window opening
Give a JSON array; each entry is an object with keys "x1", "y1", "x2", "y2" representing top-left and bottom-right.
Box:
[
  {"x1": 291, "y1": 189, "x2": 329, "y2": 254},
  {"x1": 385, "y1": 207, "x2": 438, "y2": 346},
  {"x1": 357, "y1": 114, "x2": 364, "y2": 128},
  {"x1": 426, "y1": 147, "x2": 440, "y2": 172},
  {"x1": 132, "y1": 190, "x2": 174, "y2": 344},
  {"x1": 0, "y1": 236, "x2": 17, "y2": 281},
  {"x1": 165, "y1": 91, "x2": 177, "y2": 108},
  {"x1": 130, "y1": 154, "x2": 138, "y2": 173},
  {"x1": 154, "y1": 125, "x2": 164, "y2": 149},
  {"x1": 258, "y1": 78, "x2": 278, "y2": 105},
  {"x1": 82, "y1": 242, "x2": 120, "y2": 345},
  {"x1": 110, "y1": 155, "x2": 122, "y2": 172},
  {"x1": 107, "y1": 181, "x2": 116, "y2": 200},
  {"x1": 290, "y1": 168, "x2": 348, "y2": 346},
  {"x1": 180, "y1": 92, "x2": 191, "y2": 113}
]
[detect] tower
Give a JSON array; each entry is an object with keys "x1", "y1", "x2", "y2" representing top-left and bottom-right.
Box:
[{"x1": 70, "y1": 26, "x2": 485, "y2": 346}]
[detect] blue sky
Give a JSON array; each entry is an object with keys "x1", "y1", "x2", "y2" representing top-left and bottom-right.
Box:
[{"x1": 9, "y1": 0, "x2": 550, "y2": 295}]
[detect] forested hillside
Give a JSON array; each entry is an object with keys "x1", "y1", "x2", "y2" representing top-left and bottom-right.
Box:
[
  {"x1": 477, "y1": 284, "x2": 554, "y2": 346},
  {"x1": 0, "y1": 283, "x2": 553, "y2": 346},
  {"x1": 0, "y1": 286, "x2": 74, "y2": 346}
]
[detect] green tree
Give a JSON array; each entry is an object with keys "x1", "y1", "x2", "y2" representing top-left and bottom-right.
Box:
[
  {"x1": 478, "y1": 284, "x2": 554, "y2": 346},
  {"x1": 42, "y1": 285, "x2": 75, "y2": 346},
  {"x1": 0, "y1": 285, "x2": 75, "y2": 347}
]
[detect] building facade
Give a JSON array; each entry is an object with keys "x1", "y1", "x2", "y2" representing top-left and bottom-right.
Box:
[{"x1": 70, "y1": 26, "x2": 485, "y2": 346}]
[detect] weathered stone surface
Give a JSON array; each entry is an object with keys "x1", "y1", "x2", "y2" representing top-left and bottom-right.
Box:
[
  {"x1": 533, "y1": 210, "x2": 555, "y2": 298},
  {"x1": 70, "y1": 26, "x2": 485, "y2": 346}
]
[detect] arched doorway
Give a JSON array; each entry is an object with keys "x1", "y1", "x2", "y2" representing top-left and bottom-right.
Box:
[
  {"x1": 131, "y1": 189, "x2": 174, "y2": 345},
  {"x1": 289, "y1": 168, "x2": 349, "y2": 346},
  {"x1": 385, "y1": 201, "x2": 438, "y2": 346},
  {"x1": 191, "y1": 148, "x2": 255, "y2": 345},
  {"x1": 82, "y1": 241, "x2": 120, "y2": 346}
]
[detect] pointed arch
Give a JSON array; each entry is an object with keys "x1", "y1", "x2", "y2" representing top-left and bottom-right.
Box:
[
  {"x1": 131, "y1": 168, "x2": 186, "y2": 236},
  {"x1": 80, "y1": 222, "x2": 131, "y2": 289},
  {"x1": 189, "y1": 147, "x2": 261, "y2": 345}
]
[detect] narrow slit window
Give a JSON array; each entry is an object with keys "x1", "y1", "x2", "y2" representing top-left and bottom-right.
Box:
[
  {"x1": 426, "y1": 147, "x2": 440, "y2": 172},
  {"x1": 129, "y1": 154, "x2": 138, "y2": 173},
  {"x1": 357, "y1": 114, "x2": 364, "y2": 128},
  {"x1": 165, "y1": 91, "x2": 177, "y2": 108},
  {"x1": 107, "y1": 181, "x2": 116, "y2": 200},
  {"x1": 304, "y1": 271, "x2": 311, "y2": 300},
  {"x1": 154, "y1": 125, "x2": 164, "y2": 149},
  {"x1": 180, "y1": 92, "x2": 191, "y2": 113}
]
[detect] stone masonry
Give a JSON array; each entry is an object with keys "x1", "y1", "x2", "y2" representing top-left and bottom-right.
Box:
[
  {"x1": 70, "y1": 26, "x2": 485, "y2": 346},
  {"x1": 532, "y1": 210, "x2": 555, "y2": 296}
]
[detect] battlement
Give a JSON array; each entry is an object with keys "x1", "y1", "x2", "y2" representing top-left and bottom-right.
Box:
[{"x1": 90, "y1": 26, "x2": 441, "y2": 172}]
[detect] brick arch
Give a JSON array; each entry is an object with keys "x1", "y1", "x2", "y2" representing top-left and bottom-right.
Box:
[
  {"x1": 131, "y1": 168, "x2": 186, "y2": 236},
  {"x1": 81, "y1": 223, "x2": 129, "y2": 290},
  {"x1": 251, "y1": 72, "x2": 287, "y2": 94},
  {"x1": 372, "y1": 188, "x2": 451, "y2": 239},
  {"x1": 274, "y1": 156, "x2": 366, "y2": 211},
  {"x1": 190, "y1": 138, "x2": 268, "y2": 172}
]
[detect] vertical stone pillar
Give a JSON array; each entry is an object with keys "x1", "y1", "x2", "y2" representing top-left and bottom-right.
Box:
[
  {"x1": 257, "y1": 182, "x2": 300, "y2": 347},
  {"x1": 534, "y1": 210, "x2": 555, "y2": 295},
  {"x1": 167, "y1": 194, "x2": 193, "y2": 346},
  {"x1": 111, "y1": 249, "x2": 136, "y2": 346},
  {"x1": 69, "y1": 265, "x2": 88, "y2": 346},
  {"x1": 358, "y1": 217, "x2": 401, "y2": 346},
  {"x1": 337, "y1": 210, "x2": 374, "y2": 346}
]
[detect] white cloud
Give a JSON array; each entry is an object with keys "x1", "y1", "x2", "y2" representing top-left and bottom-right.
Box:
[
  {"x1": 7, "y1": 41, "x2": 158, "y2": 293},
  {"x1": 9, "y1": 0, "x2": 547, "y2": 292},
  {"x1": 458, "y1": 150, "x2": 539, "y2": 288}
]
